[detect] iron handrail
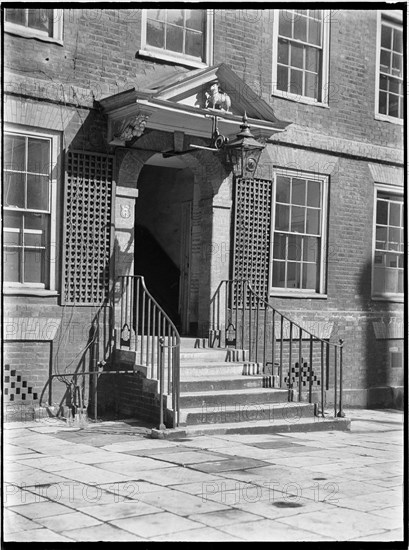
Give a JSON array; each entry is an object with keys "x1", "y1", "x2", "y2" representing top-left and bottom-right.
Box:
[
  {"x1": 210, "y1": 279, "x2": 345, "y2": 418},
  {"x1": 114, "y1": 275, "x2": 181, "y2": 428}
]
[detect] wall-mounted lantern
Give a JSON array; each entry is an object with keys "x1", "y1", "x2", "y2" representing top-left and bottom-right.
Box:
[{"x1": 224, "y1": 113, "x2": 265, "y2": 178}]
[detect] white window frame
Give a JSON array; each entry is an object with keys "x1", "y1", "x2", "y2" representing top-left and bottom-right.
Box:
[
  {"x1": 375, "y1": 11, "x2": 403, "y2": 125},
  {"x1": 4, "y1": 8, "x2": 63, "y2": 45},
  {"x1": 139, "y1": 8, "x2": 213, "y2": 69},
  {"x1": 371, "y1": 183, "x2": 404, "y2": 302},
  {"x1": 272, "y1": 9, "x2": 330, "y2": 107},
  {"x1": 3, "y1": 125, "x2": 60, "y2": 296},
  {"x1": 269, "y1": 169, "x2": 329, "y2": 298}
]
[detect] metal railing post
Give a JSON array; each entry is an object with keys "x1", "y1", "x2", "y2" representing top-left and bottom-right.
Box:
[
  {"x1": 158, "y1": 336, "x2": 166, "y2": 430},
  {"x1": 337, "y1": 339, "x2": 345, "y2": 418}
]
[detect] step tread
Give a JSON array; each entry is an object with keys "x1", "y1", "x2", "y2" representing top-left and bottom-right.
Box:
[
  {"x1": 180, "y1": 388, "x2": 288, "y2": 397},
  {"x1": 181, "y1": 402, "x2": 314, "y2": 414},
  {"x1": 153, "y1": 417, "x2": 351, "y2": 438},
  {"x1": 180, "y1": 361, "x2": 247, "y2": 367},
  {"x1": 181, "y1": 375, "x2": 265, "y2": 381}
]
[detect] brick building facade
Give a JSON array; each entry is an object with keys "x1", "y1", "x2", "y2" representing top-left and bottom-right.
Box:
[{"x1": 3, "y1": 8, "x2": 404, "y2": 421}]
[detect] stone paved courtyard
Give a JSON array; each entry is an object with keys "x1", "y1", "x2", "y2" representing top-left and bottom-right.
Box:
[{"x1": 3, "y1": 409, "x2": 404, "y2": 542}]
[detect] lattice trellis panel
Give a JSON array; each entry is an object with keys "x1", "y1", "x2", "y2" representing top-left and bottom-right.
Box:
[
  {"x1": 63, "y1": 151, "x2": 114, "y2": 305},
  {"x1": 233, "y1": 178, "x2": 273, "y2": 305}
]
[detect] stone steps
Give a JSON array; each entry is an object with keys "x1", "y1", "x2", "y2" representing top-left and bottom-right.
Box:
[
  {"x1": 153, "y1": 415, "x2": 351, "y2": 439},
  {"x1": 179, "y1": 387, "x2": 289, "y2": 408},
  {"x1": 180, "y1": 374, "x2": 266, "y2": 392},
  {"x1": 178, "y1": 401, "x2": 316, "y2": 426}
]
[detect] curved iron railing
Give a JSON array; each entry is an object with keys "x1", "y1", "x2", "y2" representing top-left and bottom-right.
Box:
[
  {"x1": 209, "y1": 279, "x2": 344, "y2": 418},
  {"x1": 113, "y1": 275, "x2": 181, "y2": 427}
]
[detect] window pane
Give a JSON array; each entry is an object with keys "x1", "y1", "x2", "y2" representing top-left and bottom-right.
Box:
[
  {"x1": 4, "y1": 231, "x2": 20, "y2": 246},
  {"x1": 147, "y1": 20, "x2": 165, "y2": 48},
  {"x1": 3, "y1": 173, "x2": 25, "y2": 208},
  {"x1": 287, "y1": 262, "x2": 301, "y2": 288},
  {"x1": 376, "y1": 200, "x2": 388, "y2": 225},
  {"x1": 147, "y1": 9, "x2": 165, "y2": 21},
  {"x1": 308, "y1": 18, "x2": 321, "y2": 45},
  {"x1": 306, "y1": 208, "x2": 320, "y2": 234},
  {"x1": 294, "y1": 15, "x2": 307, "y2": 41},
  {"x1": 4, "y1": 248, "x2": 20, "y2": 282},
  {"x1": 307, "y1": 180, "x2": 320, "y2": 207},
  {"x1": 185, "y1": 30, "x2": 202, "y2": 58},
  {"x1": 276, "y1": 176, "x2": 291, "y2": 203},
  {"x1": 288, "y1": 235, "x2": 302, "y2": 261},
  {"x1": 303, "y1": 237, "x2": 318, "y2": 262},
  {"x1": 302, "y1": 263, "x2": 317, "y2": 290},
  {"x1": 27, "y1": 9, "x2": 52, "y2": 34},
  {"x1": 291, "y1": 206, "x2": 305, "y2": 232},
  {"x1": 381, "y1": 25, "x2": 392, "y2": 48},
  {"x1": 24, "y1": 249, "x2": 43, "y2": 283},
  {"x1": 272, "y1": 261, "x2": 286, "y2": 287},
  {"x1": 166, "y1": 24, "x2": 183, "y2": 53},
  {"x1": 391, "y1": 54, "x2": 402, "y2": 77},
  {"x1": 25, "y1": 233, "x2": 43, "y2": 247},
  {"x1": 5, "y1": 8, "x2": 25, "y2": 25},
  {"x1": 389, "y1": 78, "x2": 401, "y2": 95},
  {"x1": 379, "y1": 91, "x2": 387, "y2": 114},
  {"x1": 379, "y1": 74, "x2": 388, "y2": 90},
  {"x1": 273, "y1": 233, "x2": 286, "y2": 259},
  {"x1": 291, "y1": 43, "x2": 303, "y2": 68},
  {"x1": 167, "y1": 9, "x2": 184, "y2": 26},
  {"x1": 278, "y1": 40, "x2": 289, "y2": 65},
  {"x1": 388, "y1": 228, "x2": 400, "y2": 250},
  {"x1": 28, "y1": 138, "x2": 49, "y2": 174},
  {"x1": 388, "y1": 94, "x2": 399, "y2": 117},
  {"x1": 4, "y1": 134, "x2": 25, "y2": 171},
  {"x1": 292, "y1": 178, "x2": 306, "y2": 205},
  {"x1": 384, "y1": 268, "x2": 398, "y2": 293},
  {"x1": 25, "y1": 212, "x2": 48, "y2": 231},
  {"x1": 279, "y1": 11, "x2": 292, "y2": 38},
  {"x1": 389, "y1": 202, "x2": 401, "y2": 226},
  {"x1": 393, "y1": 29, "x2": 402, "y2": 52},
  {"x1": 305, "y1": 47, "x2": 318, "y2": 72},
  {"x1": 376, "y1": 226, "x2": 387, "y2": 249},
  {"x1": 276, "y1": 204, "x2": 290, "y2": 231},
  {"x1": 4, "y1": 211, "x2": 21, "y2": 229},
  {"x1": 380, "y1": 49, "x2": 391, "y2": 72},
  {"x1": 305, "y1": 72, "x2": 317, "y2": 98},
  {"x1": 185, "y1": 9, "x2": 203, "y2": 31},
  {"x1": 277, "y1": 65, "x2": 288, "y2": 92},
  {"x1": 290, "y1": 69, "x2": 303, "y2": 95},
  {"x1": 27, "y1": 175, "x2": 49, "y2": 211}
]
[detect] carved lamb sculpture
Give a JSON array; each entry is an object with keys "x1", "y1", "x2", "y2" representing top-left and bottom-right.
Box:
[{"x1": 205, "y1": 82, "x2": 232, "y2": 112}]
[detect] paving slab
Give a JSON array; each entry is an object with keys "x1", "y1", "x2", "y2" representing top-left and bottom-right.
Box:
[
  {"x1": 277, "y1": 506, "x2": 391, "y2": 540},
  {"x1": 219, "y1": 518, "x2": 332, "y2": 541},
  {"x1": 110, "y1": 511, "x2": 204, "y2": 538},
  {"x1": 60, "y1": 523, "x2": 145, "y2": 541},
  {"x1": 135, "y1": 486, "x2": 230, "y2": 516},
  {"x1": 126, "y1": 465, "x2": 223, "y2": 487},
  {"x1": 5, "y1": 528, "x2": 75, "y2": 542},
  {"x1": 77, "y1": 500, "x2": 163, "y2": 521},
  {"x1": 3, "y1": 509, "x2": 44, "y2": 534},
  {"x1": 188, "y1": 508, "x2": 262, "y2": 527},
  {"x1": 152, "y1": 525, "x2": 245, "y2": 541},
  {"x1": 188, "y1": 457, "x2": 272, "y2": 473},
  {"x1": 35, "y1": 511, "x2": 102, "y2": 531},
  {"x1": 25, "y1": 482, "x2": 134, "y2": 509},
  {"x1": 8, "y1": 500, "x2": 73, "y2": 519}
]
